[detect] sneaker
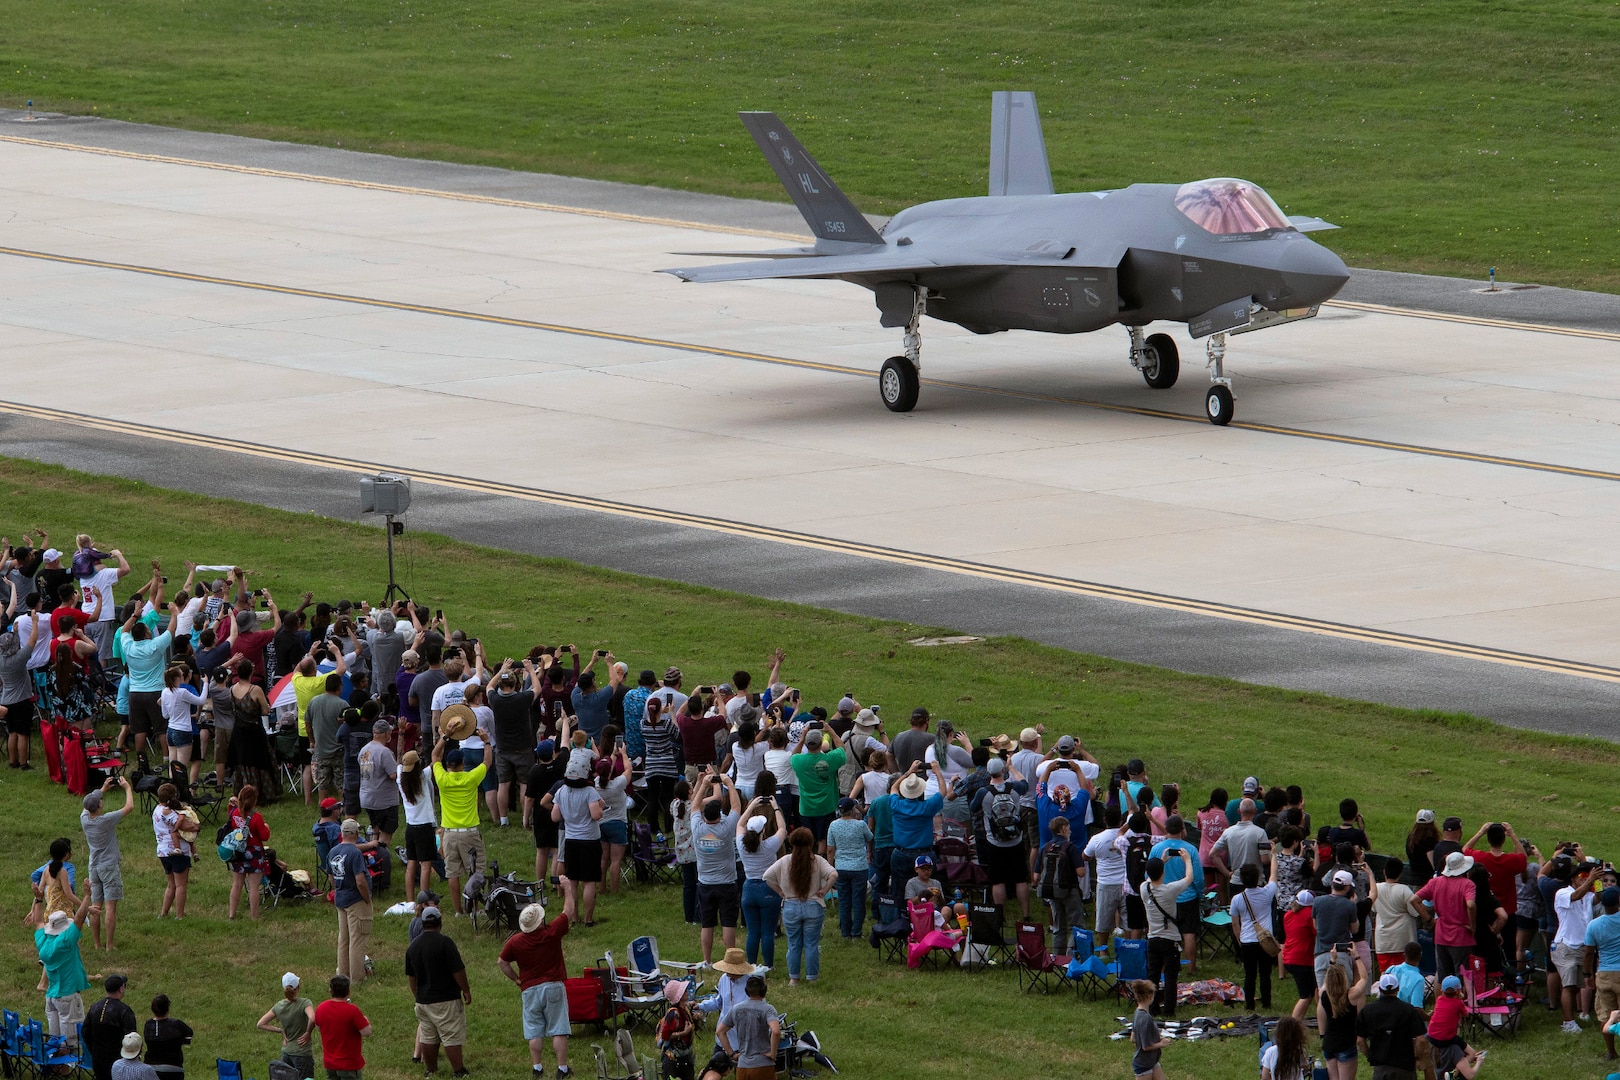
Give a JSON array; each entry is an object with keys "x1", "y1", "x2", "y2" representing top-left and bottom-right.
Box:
[
  {"x1": 1562, "y1": 1019, "x2": 1583, "y2": 1034},
  {"x1": 532, "y1": 1069, "x2": 545, "y2": 1080},
  {"x1": 555, "y1": 1069, "x2": 573, "y2": 1079},
  {"x1": 1580, "y1": 1012, "x2": 1592, "y2": 1022}
]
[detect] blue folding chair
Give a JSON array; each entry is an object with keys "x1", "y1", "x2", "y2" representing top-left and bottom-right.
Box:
[
  {"x1": 217, "y1": 1058, "x2": 245, "y2": 1080},
  {"x1": 1067, "y1": 927, "x2": 1114, "y2": 997},
  {"x1": 1108, "y1": 937, "x2": 1149, "y2": 998},
  {"x1": 1, "y1": 1009, "x2": 24, "y2": 1074},
  {"x1": 27, "y1": 1020, "x2": 82, "y2": 1080}
]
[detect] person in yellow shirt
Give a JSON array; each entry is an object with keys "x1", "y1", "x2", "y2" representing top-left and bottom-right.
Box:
[{"x1": 431, "y1": 717, "x2": 486, "y2": 915}]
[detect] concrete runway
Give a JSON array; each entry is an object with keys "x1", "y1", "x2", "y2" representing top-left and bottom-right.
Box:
[{"x1": 4, "y1": 111, "x2": 1620, "y2": 734}]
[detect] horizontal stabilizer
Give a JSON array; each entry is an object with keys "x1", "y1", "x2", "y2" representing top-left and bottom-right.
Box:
[
  {"x1": 989, "y1": 91, "x2": 1053, "y2": 197},
  {"x1": 1287, "y1": 215, "x2": 1339, "y2": 233},
  {"x1": 738, "y1": 112, "x2": 886, "y2": 246}
]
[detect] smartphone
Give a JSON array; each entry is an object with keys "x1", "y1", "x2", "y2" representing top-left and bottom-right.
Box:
[
  {"x1": 791, "y1": 689, "x2": 801, "y2": 702},
  {"x1": 435, "y1": 609, "x2": 443, "y2": 619},
  {"x1": 614, "y1": 736, "x2": 624, "y2": 752},
  {"x1": 161, "y1": 576, "x2": 169, "y2": 584},
  {"x1": 595, "y1": 649, "x2": 608, "y2": 658}
]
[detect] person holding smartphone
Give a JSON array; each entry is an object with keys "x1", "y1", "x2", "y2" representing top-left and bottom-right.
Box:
[{"x1": 569, "y1": 650, "x2": 622, "y2": 746}]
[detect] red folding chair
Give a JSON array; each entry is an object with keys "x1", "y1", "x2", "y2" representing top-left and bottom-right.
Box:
[
  {"x1": 1462, "y1": 952, "x2": 1522, "y2": 1039},
  {"x1": 1014, "y1": 920, "x2": 1077, "y2": 995},
  {"x1": 61, "y1": 727, "x2": 90, "y2": 795}
]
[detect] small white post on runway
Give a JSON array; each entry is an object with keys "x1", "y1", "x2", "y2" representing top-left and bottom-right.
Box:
[{"x1": 1487, "y1": 266, "x2": 1499, "y2": 292}]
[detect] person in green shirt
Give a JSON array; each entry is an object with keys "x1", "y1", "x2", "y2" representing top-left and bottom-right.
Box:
[
  {"x1": 789, "y1": 725, "x2": 847, "y2": 858},
  {"x1": 36, "y1": 890, "x2": 96, "y2": 1049},
  {"x1": 256, "y1": 972, "x2": 316, "y2": 1080},
  {"x1": 431, "y1": 729, "x2": 487, "y2": 915}
]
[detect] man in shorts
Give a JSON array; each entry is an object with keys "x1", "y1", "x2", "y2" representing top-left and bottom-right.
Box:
[
  {"x1": 1586, "y1": 886, "x2": 1620, "y2": 1059},
  {"x1": 80, "y1": 776, "x2": 134, "y2": 951},
  {"x1": 691, "y1": 769, "x2": 743, "y2": 965},
  {"x1": 432, "y1": 731, "x2": 487, "y2": 916},
  {"x1": 498, "y1": 903, "x2": 574, "y2": 1079},
  {"x1": 357, "y1": 719, "x2": 400, "y2": 847},
  {"x1": 404, "y1": 906, "x2": 470, "y2": 1077}
]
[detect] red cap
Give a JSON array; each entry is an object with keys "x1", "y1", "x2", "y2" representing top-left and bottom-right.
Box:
[{"x1": 320, "y1": 798, "x2": 340, "y2": 812}]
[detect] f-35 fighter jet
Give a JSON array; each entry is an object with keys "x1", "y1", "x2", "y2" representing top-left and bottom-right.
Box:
[{"x1": 662, "y1": 92, "x2": 1349, "y2": 425}]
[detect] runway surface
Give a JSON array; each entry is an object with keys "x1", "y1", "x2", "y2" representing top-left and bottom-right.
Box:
[{"x1": 4, "y1": 111, "x2": 1620, "y2": 734}]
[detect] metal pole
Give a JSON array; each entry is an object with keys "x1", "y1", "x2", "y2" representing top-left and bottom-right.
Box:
[{"x1": 384, "y1": 513, "x2": 400, "y2": 600}]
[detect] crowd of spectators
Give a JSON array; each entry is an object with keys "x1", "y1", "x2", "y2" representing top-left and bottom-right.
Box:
[{"x1": 5, "y1": 527, "x2": 1620, "y2": 1080}]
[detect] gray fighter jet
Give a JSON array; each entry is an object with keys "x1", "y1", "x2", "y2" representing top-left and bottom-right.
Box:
[{"x1": 661, "y1": 92, "x2": 1349, "y2": 425}]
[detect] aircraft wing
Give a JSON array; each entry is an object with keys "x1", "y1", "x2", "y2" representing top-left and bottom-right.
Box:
[{"x1": 661, "y1": 249, "x2": 974, "y2": 284}]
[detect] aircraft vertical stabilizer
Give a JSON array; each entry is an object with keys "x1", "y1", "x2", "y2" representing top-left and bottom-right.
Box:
[
  {"x1": 988, "y1": 91, "x2": 1053, "y2": 197},
  {"x1": 738, "y1": 112, "x2": 885, "y2": 246}
]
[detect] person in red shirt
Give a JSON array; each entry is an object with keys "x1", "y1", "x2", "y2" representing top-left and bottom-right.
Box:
[
  {"x1": 312, "y1": 975, "x2": 371, "y2": 1080},
  {"x1": 1415, "y1": 852, "x2": 1478, "y2": 983},
  {"x1": 229, "y1": 591, "x2": 282, "y2": 685},
  {"x1": 498, "y1": 903, "x2": 573, "y2": 1078},
  {"x1": 1463, "y1": 820, "x2": 1532, "y2": 976},
  {"x1": 1280, "y1": 889, "x2": 1319, "y2": 1022},
  {"x1": 1426, "y1": 975, "x2": 1486, "y2": 1078},
  {"x1": 675, "y1": 691, "x2": 729, "y2": 782}
]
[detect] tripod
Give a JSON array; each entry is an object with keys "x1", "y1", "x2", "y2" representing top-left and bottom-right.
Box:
[{"x1": 383, "y1": 514, "x2": 407, "y2": 602}]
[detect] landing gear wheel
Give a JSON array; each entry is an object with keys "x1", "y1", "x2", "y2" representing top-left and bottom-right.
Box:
[
  {"x1": 1140, "y1": 333, "x2": 1180, "y2": 389},
  {"x1": 1204, "y1": 385, "x2": 1234, "y2": 426},
  {"x1": 879, "y1": 356, "x2": 919, "y2": 413}
]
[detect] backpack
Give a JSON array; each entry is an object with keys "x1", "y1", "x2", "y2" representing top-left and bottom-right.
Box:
[
  {"x1": 217, "y1": 825, "x2": 248, "y2": 863},
  {"x1": 987, "y1": 787, "x2": 1022, "y2": 845},
  {"x1": 1124, "y1": 833, "x2": 1153, "y2": 890},
  {"x1": 1037, "y1": 838, "x2": 1077, "y2": 900}
]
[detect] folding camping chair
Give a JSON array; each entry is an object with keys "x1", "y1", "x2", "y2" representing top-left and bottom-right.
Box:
[
  {"x1": 39, "y1": 716, "x2": 66, "y2": 784},
  {"x1": 628, "y1": 822, "x2": 680, "y2": 886},
  {"x1": 964, "y1": 903, "x2": 1015, "y2": 970},
  {"x1": 1462, "y1": 953, "x2": 1522, "y2": 1039},
  {"x1": 935, "y1": 835, "x2": 988, "y2": 900},
  {"x1": 274, "y1": 728, "x2": 306, "y2": 797},
  {"x1": 601, "y1": 950, "x2": 669, "y2": 1033},
  {"x1": 868, "y1": 892, "x2": 909, "y2": 963},
  {"x1": 906, "y1": 900, "x2": 959, "y2": 970},
  {"x1": 216, "y1": 1058, "x2": 246, "y2": 1080},
  {"x1": 1068, "y1": 927, "x2": 1115, "y2": 998},
  {"x1": 1013, "y1": 921, "x2": 1077, "y2": 995},
  {"x1": 627, "y1": 936, "x2": 705, "y2": 996},
  {"x1": 1200, "y1": 889, "x2": 1239, "y2": 962}
]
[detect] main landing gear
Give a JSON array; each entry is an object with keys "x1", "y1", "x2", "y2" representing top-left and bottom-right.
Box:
[
  {"x1": 879, "y1": 287, "x2": 925, "y2": 413},
  {"x1": 1127, "y1": 326, "x2": 1235, "y2": 426}
]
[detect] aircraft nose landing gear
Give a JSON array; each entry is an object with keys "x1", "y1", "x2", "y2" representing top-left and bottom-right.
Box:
[
  {"x1": 879, "y1": 286, "x2": 926, "y2": 413},
  {"x1": 1203, "y1": 332, "x2": 1234, "y2": 426}
]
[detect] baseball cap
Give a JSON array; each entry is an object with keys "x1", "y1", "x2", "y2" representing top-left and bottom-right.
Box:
[
  {"x1": 83, "y1": 790, "x2": 104, "y2": 813},
  {"x1": 745, "y1": 815, "x2": 768, "y2": 834},
  {"x1": 1414, "y1": 809, "x2": 1435, "y2": 824},
  {"x1": 1442, "y1": 816, "x2": 1463, "y2": 832},
  {"x1": 1332, "y1": 870, "x2": 1355, "y2": 888},
  {"x1": 638, "y1": 669, "x2": 658, "y2": 687},
  {"x1": 986, "y1": 757, "x2": 1006, "y2": 776},
  {"x1": 837, "y1": 696, "x2": 857, "y2": 714},
  {"x1": 1378, "y1": 972, "x2": 1400, "y2": 992},
  {"x1": 320, "y1": 797, "x2": 340, "y2": 812},
  {"x1": 717, "y1": 682, "x2": 734, "y2": 695},
  {"x1": 1441, "y1": 975, "x2": 1462, "y2": 992},
  {"x1": 1019, "y1": 727, "x2": 1039, "y2": 745},
  {"x1": 914, "y1": 854, "x2": 934, "y2": 869},
  {"x1": 1055, "y1": 735, "x2": 1076, "y2": 755},
  {"x1": 837, "y1": 797, "x2": 857, "y2": 814},
  {"x1": 42, "y1": 548, "x2": 62, "y2": 563},
  {"x1": 535, "y1": 739, "x2": 556, "y2": 760},
  {"x1": 281, "y1": 972, "x2": 300, "y2": 990},
  {"x1": 415, "y1": 890, "x2": 440, "y2": 905},
  {"x1": 421, "y1": 906, "x2": 442, "y2": 923},
  {"x1": 105, "y1": 974, "x2": 128, "y2": 993},
  {"x1": 1602, "y1": 887, "x2": 1620, "y2": 908},
  {"x1": 401, "y1": 649, "x2": 420, "y2": 666},
  {"x1": 1242, "y1": 776, "x2": 1260, "y2": 794},
  {"x1": 121, "y1": 1034, "x2": 144, "y2": 1060},
  {"x1": 1295, "y1": 890, "x2": 1314, "y2": 908},
  {"x1": 805, "y1": 730, "x2": 823, "y2": 748}
]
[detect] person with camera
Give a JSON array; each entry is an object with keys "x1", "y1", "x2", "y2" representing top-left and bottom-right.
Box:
[
  {"x1": 569, "y1": 649, "x2": 622, "y2": 745},
  {"x1": 1416, "y1": 852, "x2": 1478, "y2": 984},
  {"x1": 1553, "y1": 851, "x2": 1603, "y2": 1032},
  {"x1": 678, "y1": 685, "x2": 730, "y2": 785},
  {"x1": 1463, "y1": 821, "x2": 1529, "y2": 975},
  {"x1": 789, "y1": 719, "x2": 847, "y2": 858},
  {"x1": 691, "y1": 767, "x2": 744, "y2": 966}
]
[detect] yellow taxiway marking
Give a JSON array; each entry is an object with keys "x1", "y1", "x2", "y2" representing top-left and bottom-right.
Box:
[
  {"x1": 6, "y1": 243, "x2": 1620, "y2": 485},
  {"x1": 2, "y1": 397, "x2": 1617, "y2": 683}
]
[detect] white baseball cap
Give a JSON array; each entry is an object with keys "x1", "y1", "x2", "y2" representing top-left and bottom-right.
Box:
[{"x1": 282, "y1": 972, "x2": 300, "y2": 989}]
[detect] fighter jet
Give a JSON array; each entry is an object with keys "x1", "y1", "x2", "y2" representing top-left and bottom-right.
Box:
[{"x1": 661, "y1": 92, "x2": 1349, "y2": 425}]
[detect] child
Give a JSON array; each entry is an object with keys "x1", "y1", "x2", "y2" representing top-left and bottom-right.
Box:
[
  {"x1": 904, "y1": 855, "x2": 966, "y2": 968},
  {"x1": 671, "y1": 780, "x2": 698, "y2": 925},
  {"x1": 655, "y1": 979, "x2": 695, "y2": 1080},
  {"x1": 1130, "y1": 978, "x2": 1170, "y2": 1080},
  {"x1": 1280, "y1": 889, "x2": 1317, "y2": 1022},
  {"x1": 311, "y1": 798, "x2": 343, "y2": 864},
  {"x1": 825, "y1": 797, "x2": 873, "y2": 939},
  {"x1": 1384, "y1": 940, "x2": 1428, "y2": 1008},
  {"x1": 1427, "y1": 975, "x2": 1486, "y2": 1078}
]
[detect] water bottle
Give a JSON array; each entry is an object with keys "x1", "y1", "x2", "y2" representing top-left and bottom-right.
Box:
[{"x1": 656, "y1": 833, "x2": 666, "y2": 845}]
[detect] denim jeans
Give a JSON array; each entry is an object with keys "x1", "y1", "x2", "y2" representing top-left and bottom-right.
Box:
[
  {"x1": 740, "y1": 878, "x2": 781, "y2": 968},
  {"x1": 782, "y1": 897, "x2": 826, "y2": 981},
  {"x1": 836, "y1": 869, "x2": 868, "y2": 937},
  {"x1": 871, "y1": 847, "x2": 893, "y2": 915}
]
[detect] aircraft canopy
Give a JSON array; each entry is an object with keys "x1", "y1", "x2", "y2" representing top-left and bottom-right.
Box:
[{"x1": 1174, "y1": 178, "x2": 1291, "y2": 236}]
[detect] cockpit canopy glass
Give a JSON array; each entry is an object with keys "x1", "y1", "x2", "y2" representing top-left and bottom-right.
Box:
[{"x1": 1174, "y1": 178, "x2": 1291, "y2": 236}]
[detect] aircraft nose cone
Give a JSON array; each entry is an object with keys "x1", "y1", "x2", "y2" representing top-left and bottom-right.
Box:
[{"x1": 1280, "y1": 241, "x2": 1350, "y2": 305}]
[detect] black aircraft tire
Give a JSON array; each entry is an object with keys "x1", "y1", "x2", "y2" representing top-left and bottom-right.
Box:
[
  {"x1": 1141, "y1": 334, "x2": 1180, "y2": 389},
  {"x1": 879, "y1": 356, "x2": 920, "y2": 413},
  {"x1": 1205, "y1": 384, "x2": 1234, "y2": 426}
]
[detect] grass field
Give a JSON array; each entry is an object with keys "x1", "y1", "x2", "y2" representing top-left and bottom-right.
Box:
[
  {"x1": 3, "y1": 452, "x2": 1619, "y2": 1079},
  {"x1": 3, "y1": 2, "x2": 1618, "y2": 292}
]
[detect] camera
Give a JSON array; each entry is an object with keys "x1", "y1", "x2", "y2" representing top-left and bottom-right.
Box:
[
  {"x1": 161, "y1": 576, "x2": 168, "y2": 584},
  {"x1": 595, "y1": 649, "x2": 608, "y2": 658}
]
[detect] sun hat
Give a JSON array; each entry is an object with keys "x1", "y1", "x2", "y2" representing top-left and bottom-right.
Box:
[
  {"x1": 42, "y1": 910, "x2": 72, "y2": 936},
  {"x1": 899, "y1": 775, "x2": 926, "y2": 799},
  {"x1": 852, "y1": 709, "x2": 881, "y2": 732},
  {"x1": 746, "y1": 816, "x2": 768, "y2": 834},
  {"x1": 989, "y1": 734, "x2": 1016, "y2": 752},
  {"x1": 120, "y1": 1034, "x2": 143, "y2": 1060},
  {"x1": 662, "y1": 980, "x2": 687, "y2": 1006},
  {"x1": 1441, "y1": 851, "x2": 1475, "y2": 878},
  {"x1": 519, "y1": 903, "x2": 546, "y2": 933},
  {"x1": 1414, "y1": 809, "x2": 1435, "y2": 824},
  {"x1": 712, "y1": 947, "x2": 753, "y2": 976},
  {"x1": 1378, "y1": 972, "x2": 1400, "y2": 992},
  {"x1": 281, "y1": 972, "x2": 300, "y2": 990},
  {"x1": 440, "y1": 703, "x2": 476, "y2": 741},
  {"x1": 1295, "y1": 890, "x2": 1314, "y2": 908}
]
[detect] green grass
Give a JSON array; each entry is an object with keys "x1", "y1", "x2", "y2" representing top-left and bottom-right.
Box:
[
  {"x1": 2, "y1": 452, "x2": 1618, "y2": 1079},
  {"x1": 3, "y1": 1, "x2": 1618, "y2": 292}
]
